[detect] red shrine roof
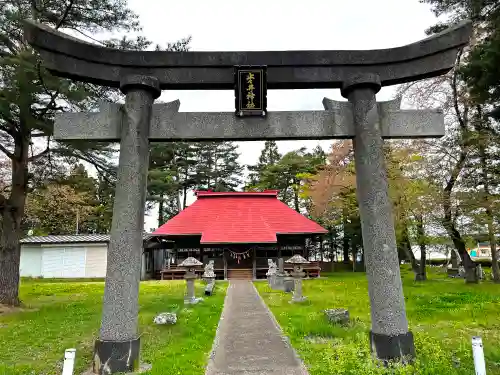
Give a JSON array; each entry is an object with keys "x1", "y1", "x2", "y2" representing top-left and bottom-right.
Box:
[{"x1": 153, "y1": 190, "x2": 327, "y2": 244}]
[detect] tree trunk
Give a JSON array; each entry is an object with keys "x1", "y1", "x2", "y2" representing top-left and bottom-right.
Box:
[
  {"x1": 351, "y1": 239, "x2": 357, "y2": 272},
  {"x1": 442, "y1": 151, "x2": 478, "y2": 283},
  {"x1": 444, "y1": 219, "x2": 478, "y2": 283},
  {"x1": 158, "y1": 195, "x2": 164, "y2": 226},
  {"x1": 450, "y1": 249, "x2": 459, "y2": 268},
  {"x1": 488, "y1": 213, "x2": 500, "y2": 283},
  {"x1": 400, "y1": 221, "x2": 420, "y2": 276},
  {"x1": 182, "y1": 185, "x2": 188, "y2": 209},
  {"x1": 0, "y1": 135, "x2": 29, "y2": 306},
  {"x1": 329, "y1": 231, "x2": 335, "y2": 264},
  {"x1": 293, "y1": 179, "x2": 300, "y2": 212},
  {"x1": 415, "y1": 214, "x2": 427, "y2": 281},
  {"x1": 342, "y1": 209, "x2": 350, "y2": 264},
  {"x1": 478, "y1": 133, "x2": 500, "y2": 283}
]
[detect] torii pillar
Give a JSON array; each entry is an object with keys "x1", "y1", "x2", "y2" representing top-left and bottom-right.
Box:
[
  {"x1": 94, "y1": 76, "x2": 160, "y2": 373},
  {"x1": 334, "y1": 75, "x2": 415, "y2": 361}
]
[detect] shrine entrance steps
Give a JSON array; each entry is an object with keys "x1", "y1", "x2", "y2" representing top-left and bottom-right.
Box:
[
  {"x1": 205, "y1": 280, "x2": 308, "y2": 375},
  {"x1": 227, "y1": 269, "x2": 253, "y2": 280}
]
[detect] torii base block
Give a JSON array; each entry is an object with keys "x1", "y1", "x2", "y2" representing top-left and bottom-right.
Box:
[
  {"x1": 93, "y1": 339, "x2": 140, "y2": 373},
  {"x1": 370, "y1": 331, "x2": 415, "y2": 364}
]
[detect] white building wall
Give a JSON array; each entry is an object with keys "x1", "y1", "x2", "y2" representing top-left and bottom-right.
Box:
[
  {"x1": 85, "y1": 244, "x2": 108, "y2": 278},
  {"x1": 62, "y1": 247, "x2": 86, "y2": 278},
  {"x1": 20, "y1": 246, "x2": 42, "y2": 277},
  {"x1": 41, "y1": 247, "x2": 65, "y2": 277},
  {"x1": 21, "y1": 242, "x2": 147, "y2": 279}
]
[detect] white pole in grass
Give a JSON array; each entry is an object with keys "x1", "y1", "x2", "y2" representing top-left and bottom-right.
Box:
[
  {"x1": 472, "y1": 336, "x2": 486, "y2": 375},
  {"x1": 62, "y1": 348, "x2": 76, "y2": 375}
]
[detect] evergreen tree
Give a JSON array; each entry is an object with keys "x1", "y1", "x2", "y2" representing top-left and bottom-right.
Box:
[
  {"x1": 193, "y1": 142, "x2": 243, "y2": 192},
  {"x1": 92, "y1": 175, "x2": 115, "y2": 234},
  {"x1": 148, "y1": 143, "x2": 179, "y2": 225},
  {"x1": 0, "y1": 0, "x2": 190, "y2": 305},
  {"x1": 247, "y1": 141, "x2": 281, "y2": 188},
  {"x1": 148, "y1": 141, "x2": 198, "y2": 224},
  {"x1": 257, "y1": 147, "x2": 325, "y2": 212}
]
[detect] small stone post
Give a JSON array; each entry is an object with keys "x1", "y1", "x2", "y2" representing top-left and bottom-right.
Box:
[
  {"x1": 274, "y1": 257, "x2": 286, "y2": 290},
  {"x1": 266, "y1": 259, "x2": 277, "y2": 287},
  {"x1": 286, "y1": 255, "x2": 309, "y2": 303},
  {"x1": 179, "y1": 257, "x2": 203, "y2": 304},
  {"x1": 203, "y1": 260, "x2": 216, "y2": 296},
  {"x1": 341, "y1": 74, "x2": 415, "y2": 362},
  {"x1": 94, "y1": 76, "x2": 160, "y2": 374}
]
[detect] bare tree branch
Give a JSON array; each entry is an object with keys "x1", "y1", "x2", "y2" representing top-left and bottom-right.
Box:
[
  {"x1": 452, "y1": 49, "x2": 468, "y2": 132},
  {"x1": 55, "y1": 0, "x2": 75, "y2": 29},
  {"x1": 28, "y1": 145, "x2": 50, "y2": 162}
]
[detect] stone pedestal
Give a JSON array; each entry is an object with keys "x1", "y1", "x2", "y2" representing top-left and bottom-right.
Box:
[
  {"x1": 290, "y1": 270, "x2": 306, "y2": 303},
  {"x1": 179, "y1": 257, "x2": 203, "y2": 305},
  {"x1": 284, "y1": 276, "x2": 295, "y2": 293},
  {"x1": 272, "y1": 258, "x2": 286, "y2": 290},
  {"x1": 184, "y1": 273, "x2": 201, "y2": 305},
  {"x1": 204, "y1": 277, "x2": 216, "y2": 296},
  {"x1": 274, "y1": 273, "x2": 286, "y2": 290}
]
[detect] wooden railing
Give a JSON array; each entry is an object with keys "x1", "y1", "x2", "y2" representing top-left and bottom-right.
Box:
[{"x1": 158, "y1": 260, "x2": 321, "y2": 280}]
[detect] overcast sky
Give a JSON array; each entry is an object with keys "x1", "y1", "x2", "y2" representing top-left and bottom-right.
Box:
[{"x1": 116, "y1": 0, "x2": 441, "y2": 231}]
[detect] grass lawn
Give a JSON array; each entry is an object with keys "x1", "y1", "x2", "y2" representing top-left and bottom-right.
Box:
[
  {"x1": 0, "y1": 280, "x2": 227, "y2": 375},
  {"x1": 255, "y1": 267, "x2": 500, "y2": 375}
]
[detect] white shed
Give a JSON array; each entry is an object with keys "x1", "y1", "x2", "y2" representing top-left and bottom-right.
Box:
[{"x1": 20, "y1": 234, "x2": 150, "y2": 279}]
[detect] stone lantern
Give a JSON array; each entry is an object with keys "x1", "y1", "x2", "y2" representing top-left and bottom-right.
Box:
[
  {"x1": 286, "y1": 255, "x2": 310, "y2": 303},
  {"x1": 178, "y1": 257, "x2": 203, "y2": 304}
]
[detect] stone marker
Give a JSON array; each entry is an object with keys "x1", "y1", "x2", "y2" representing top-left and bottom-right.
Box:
[
  {"x1": 179, "y1": 257, "x2": 203, "y2": 305},
  {"x1": 286, "y1": 255, "x2": 309, "y2": 303},
  {"x1": 324, "y1": 309, "x2": 350, "y2": 325},
  {"x1": 476, "y1": 264, "x2": 485, "y2": 280},
  {"x1": 458, "y1": 266, "x2": 466, "y2": 278},
  {"x1": 283, "y1": 276, "x2": 295, "y2": 293},
  {"x1": 203, "y1": 260, "x2": 216, "y2": 296},
  {"x1": 447, "y1": 268, "x2": 460, "y2": 278},
  {"x1": 274, "y1": 258, "x2": 287, "y2": 290},
  {"x1": 24, "y1": 19, "x2": 472, "y2": 367},
  {"x1": 153, "y1": 312, "x2": 177, "y2": 325},
  {"x1": 266, "y1": 259, "x2": 277, "y2": 287}
]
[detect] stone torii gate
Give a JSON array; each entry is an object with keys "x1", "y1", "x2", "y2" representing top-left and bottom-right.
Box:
[{"x1": 25, "y1": 20, "x2": 471, "y2": 374}]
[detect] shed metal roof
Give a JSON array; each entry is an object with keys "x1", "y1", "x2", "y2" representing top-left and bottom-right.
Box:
[{"x1": 20, "y1": 234, "x2": 155, "y2": 245}]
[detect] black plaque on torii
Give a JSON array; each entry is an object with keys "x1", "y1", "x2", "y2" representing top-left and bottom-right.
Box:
[{"x1": 234, "y1": 65, "x2": 267, "y2": 117}]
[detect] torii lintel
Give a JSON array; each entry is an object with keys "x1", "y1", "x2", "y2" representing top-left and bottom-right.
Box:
[{"x1": 54, "y1": 97, "x2": 444, "y2": 142}]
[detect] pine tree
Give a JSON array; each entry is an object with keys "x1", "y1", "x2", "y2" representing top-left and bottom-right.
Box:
[
  {"x1": 247, "y1": 141, "x2": 281, "y2": 189},
  {"x1": 0, "y1": 0, "x2": 190, "y2": 305},
  {"x1": 257, "y1": 147, "x2": 325, "y2": 212},
  {"x1": 148, "y1": 142, "x2": 198, "y2": 224},
  {"x1": 193, "y1": 142, "x2": 243, "y2": 192}
]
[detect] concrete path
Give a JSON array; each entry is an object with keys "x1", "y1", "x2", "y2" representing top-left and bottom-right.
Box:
[{"x1": 205, "y1": 280, "x2": 308, "y2": 375}]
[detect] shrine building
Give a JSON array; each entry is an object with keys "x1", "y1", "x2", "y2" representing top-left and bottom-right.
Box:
[{"x1": 145, "y1": 190, "x2": 328, "y2": 280}]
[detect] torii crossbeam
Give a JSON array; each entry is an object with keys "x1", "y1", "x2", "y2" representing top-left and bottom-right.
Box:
[{"x1": 54, "y1": 97, "x2": 444, "y2": 141}]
